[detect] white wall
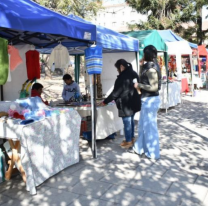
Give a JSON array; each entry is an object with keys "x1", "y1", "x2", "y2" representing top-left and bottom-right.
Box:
[
  {"x1": 101, "y1": 52, "x2": 138, "y2": 96},
  {"x1": 2, "y1": 44, "x2": 34, "y2": 101},
  {"x1": 92, "y1": 3, "x2": 147, "y2": 32}
]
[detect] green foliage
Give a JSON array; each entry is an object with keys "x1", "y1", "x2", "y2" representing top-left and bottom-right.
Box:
[
  {"x1": 126, "y1": 0, "x2": 208, "y2": 44},
  {"x1": 32, "y1": 0, "x2": 102, "y2": 19}
]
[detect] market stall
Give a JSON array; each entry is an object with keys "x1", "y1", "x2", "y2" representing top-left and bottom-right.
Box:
[
  {"x1": 0, "y1": 98, "x2": 81, "y2": 195},
  {"x1": 0, "y1": 0, "x2": 97, "y2": 193},
  {"x1": 197, "y1": 45, "x2": 208, "y2": 87}
]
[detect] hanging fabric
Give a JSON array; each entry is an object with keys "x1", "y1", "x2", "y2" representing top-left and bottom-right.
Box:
[
  {"x1": 85, "y1": 46, "x2": 103, "y2": 75},
  {"x1": 8, "y1": 45, "x2": 23, "y2": 71},
  {"x1": 26, "y1": 50, "x2": 40, "y2": 80},
  {"x1": 48, "y1": 44, "x2": 70, "y2": 70},
  {"x1": 7, "y1": 54, "x2": 11, "y2": 82},
  {"x1": 0, "y1": 37, "x2": 9, "y2": 85}
]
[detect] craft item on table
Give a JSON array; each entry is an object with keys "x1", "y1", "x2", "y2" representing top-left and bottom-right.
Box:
[
  {"x1": 85, "y1": 46, "x2": 103, "y2": 75},
  {"x1": 26, "y1": 50, "x2": 40, "y2": 80},
  {"x1": 13, "y1": 112, "x2": 25, "y2": 120},
  {"x1": 16, "y1": 97, "x2": 48, "y2": 111},
  {"x1": 0, "y1": 37, "x2": 9, "y2": 85},
  {"x1": 51, "y1": 109, "x2": 60, "y2": 116},
  {"x1": 35, "y1": 110, "x2": 45, "y2": 117},
  {"x1": 20, "y1": 119, "x2": 34, "y2": 125},
  {"x1": 8, "y1": 45, "x2": 23, "y2": 70},
  {"x1": 8, "y1": 109, "x2": 18, "y2": 117},
  {"x1": 44, "y1": 110, "x2": 52, "y2": 117},
  {"x1": 21, "y1": 109, "x2": 31, "y2": 115},
  {"x1": 23, "y1": 112, "x2": 45, "y2": 121},
  {"x1": 48, "y1": 44, "x2": 70, "y2": 69}
]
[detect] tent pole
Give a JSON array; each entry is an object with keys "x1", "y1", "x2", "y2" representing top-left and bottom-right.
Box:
[
  {"x1": 164, "y1": 52, "x2": 168, "y2": 113},
  {"x1": 90, "y1": 75, "x2": 97, "y2": 159},
  {"x1": 0, "y1": 85, "x2": 3, "y2": 101},
  {"x1": 190, "y1": 54, "x2": 194, "y2": 97},
  {"x1": 93, "y1": 74, "x2": 97, "y2": 158}
]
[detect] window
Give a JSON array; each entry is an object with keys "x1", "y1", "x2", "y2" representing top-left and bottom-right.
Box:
[
  {"x1": 122, "y1": 21, "x2": 125, "y2": 25},
  {"x1": 112, "y1": 22, "x2": 116, "y2": 26}
]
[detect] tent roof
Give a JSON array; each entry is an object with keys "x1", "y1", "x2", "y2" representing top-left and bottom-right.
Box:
[
  {"x1": 158, "y1": 30, "x2": 198, "y2": 49},
  {"x1": 0, "y1": 0, "x2": 96, "y2": 48},
  {"x1": 166, "y1": 41, "x2": 192, "y2": 55},
  {"x1": 123, "y1": 30, "x2": 167, "y2": 58},
  {"x1": 67, "y1": 15, "x2": 139, "y2": 53},
  {"x1": 198, "y1": 45, "x2": 208, "y2": 56}
]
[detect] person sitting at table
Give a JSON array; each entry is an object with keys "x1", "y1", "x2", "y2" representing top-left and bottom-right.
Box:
[
  {"x1": 62, "y1": 74, "x2": 81, "y2": 102},
  {"x1": 31, "y1": 83, "x2": 49, "y2": 105}
]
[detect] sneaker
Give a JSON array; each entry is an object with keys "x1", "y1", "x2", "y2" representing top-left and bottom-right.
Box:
[{"x1": 120, "y1": 141, "x2": 133, "y2": 148}]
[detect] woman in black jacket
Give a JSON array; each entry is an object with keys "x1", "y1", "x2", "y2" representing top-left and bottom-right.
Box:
[{"x1": 101, "y1": 59, "x2": 141, "y2": 148}]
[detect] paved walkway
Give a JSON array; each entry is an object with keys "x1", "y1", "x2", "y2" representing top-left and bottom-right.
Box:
[{"x1": 0, "y1": 91, "x2": 208, "y2": 206}]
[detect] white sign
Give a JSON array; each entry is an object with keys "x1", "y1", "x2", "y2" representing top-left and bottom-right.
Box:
[{"x1": 84, "y1": 32, "x2": 92, "y2": 40}]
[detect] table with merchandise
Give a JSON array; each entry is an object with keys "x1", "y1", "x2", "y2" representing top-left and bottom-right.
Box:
[
  {"x1": 0, "y1": 97, "x2": 81, "y2": 195},
  {"x1": 56, "y1": 101, "x2": 123, "y2": 140}
]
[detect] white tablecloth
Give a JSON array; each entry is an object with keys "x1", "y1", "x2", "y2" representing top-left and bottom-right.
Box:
[
  {"x1": 0, "y1": 109, "x2": 81, "y2": 195},
  {"x1": 59, "y1": 104, "x2": 124, "y2": 140},
  {"x1": 160, "y1": 82, "x2": 181, "y2": 109}
]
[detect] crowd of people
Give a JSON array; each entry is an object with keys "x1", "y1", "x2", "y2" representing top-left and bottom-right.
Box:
[{"x1": 101, "y1": 45, "x2": 161, "y2": 160}]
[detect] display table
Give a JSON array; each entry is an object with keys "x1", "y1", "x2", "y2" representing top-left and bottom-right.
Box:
[
  {"x1": 159, "y1": 81, "x2": 181, "y2": 109},
  {"x1": 0, "y1": 109, "x2": 81, "y2": 195},
  {"x1": 56, "y1": 103, "x2": 123, "y2": 140}
]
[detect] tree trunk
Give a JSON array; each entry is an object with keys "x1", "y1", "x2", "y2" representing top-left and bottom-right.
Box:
[{"x1": 44, "y1": 54, "x2": 52, "y2": 80}]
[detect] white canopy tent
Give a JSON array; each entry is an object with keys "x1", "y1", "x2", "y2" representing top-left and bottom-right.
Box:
[
  {"x1": 166, "y1": 41, "x2": 194, "y2": 95},
  {"x1": 159, "y1": 41, "x2": 194, "y2": 110},
  {"x1": 166, "y1": 41, "x2": 193, "y2": 79}
]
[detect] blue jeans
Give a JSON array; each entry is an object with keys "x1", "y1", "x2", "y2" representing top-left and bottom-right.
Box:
[
  {"x1": 122, "y1": 114, "x2": 135, "y2": 142},
  {"x1": 133, "y1": 96, "x2": 161, "y2": 159}
]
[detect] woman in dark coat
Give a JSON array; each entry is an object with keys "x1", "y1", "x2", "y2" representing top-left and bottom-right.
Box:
[{"x1": 101, "y1": 59, "x2": 141, "y2": 148}]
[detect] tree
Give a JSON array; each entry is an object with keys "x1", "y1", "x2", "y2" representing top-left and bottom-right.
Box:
[
  {"x1": 32, "y1": 0, "x2": 102, "y2": 19},
  {"x1": 126, "y1": 0, "x2": 208, "y2": 44}
]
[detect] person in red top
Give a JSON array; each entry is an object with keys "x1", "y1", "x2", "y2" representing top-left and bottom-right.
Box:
[{"x1": 31, "y1": 83, "x2": 49, "y2": 105}]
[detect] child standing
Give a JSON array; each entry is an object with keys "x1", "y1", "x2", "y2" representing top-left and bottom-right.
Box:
[{"x1": 62, "y1": 74, "x2": 81, "y2": 102}]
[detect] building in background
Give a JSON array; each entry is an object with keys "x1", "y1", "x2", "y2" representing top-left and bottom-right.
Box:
[
  {"x1": 202, "y1": 6, "x2": 208, "y2": 46},
  {"x1": 91, "y1": 0, "x2": 147, "y2": 32},
  {"x1": 202, "y1": 6, "x2": 208, "y2": 31}
]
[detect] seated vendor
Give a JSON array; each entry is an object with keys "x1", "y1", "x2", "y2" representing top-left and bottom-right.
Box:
[
  {"x1": 31, "y1": 83, "x2": 49, "y2": 105},
  {"x1": 62, "y1": 74, "x2": 81, "y2": 102}
]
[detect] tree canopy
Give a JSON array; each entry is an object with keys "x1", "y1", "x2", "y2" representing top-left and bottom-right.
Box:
[
  {"x1": 126, "y1": 0, "x2": 208, "y2": 44},
  {"x1": 32, "y1": 0, "x2": 102, "y2": 19}
]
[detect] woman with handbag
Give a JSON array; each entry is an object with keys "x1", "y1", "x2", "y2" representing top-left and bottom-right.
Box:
[{"x1": 100, "y1": 59, "x2": 141, "y2": 148}]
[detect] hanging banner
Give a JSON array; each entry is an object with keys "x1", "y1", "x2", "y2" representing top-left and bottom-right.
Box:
[{"x1": 85, "y1": 46, "x2": 102, "y2": 75}]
